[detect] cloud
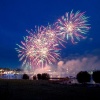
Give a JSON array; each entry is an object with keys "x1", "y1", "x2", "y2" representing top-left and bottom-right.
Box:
[
  {"x1": 57, "y1": 49, "x2": 100, "y2": 76},
  {"x1": 23, "y1": 49, "x2": 100, "y2": 77}
]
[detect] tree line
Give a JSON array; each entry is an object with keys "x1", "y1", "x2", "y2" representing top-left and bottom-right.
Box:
[
  {"x1": 22, "y1": 70, "x2": 100, "y2": 84},
  {"x1": 76, "y1": 70, "x2": 100, "y2": 83},
  {"x1": 22, "y1": 73, "x2": 50, "y2": 80}
]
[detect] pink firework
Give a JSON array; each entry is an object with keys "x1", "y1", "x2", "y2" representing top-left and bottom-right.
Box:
[
  {"x1": 55, "y1": 10, "x2": 90, "y2": 44},
  {"x1": 16, "y1": 26, "x2": 61, "y2": 68},
  {"x1": 41, "y1": 25, "x2": 66, "y2": 47},
  {"x1": 31, "y1": 32, "x2": 61, "y2": 68}
]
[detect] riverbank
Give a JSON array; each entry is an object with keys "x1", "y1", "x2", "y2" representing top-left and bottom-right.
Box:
[{"x1": 0, "y1": 79, "x2": 100, "y2": 100}]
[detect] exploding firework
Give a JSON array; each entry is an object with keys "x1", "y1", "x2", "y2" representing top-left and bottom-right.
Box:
[
  {"x1": 42, "y1": 25, "x2": 66, "y2": 47},
  {"x1": 32, "y1": 32, "x2": 61, "y2": 68},
  {"x1": 55, "y1": 10, "x2": 90, "y2": 43},
  {"x1": 16, "y1": 10, "x2": 91, "y2": 69},
  {"x1": 16, "y1": 26, "x2": 61, "y2": 68}
]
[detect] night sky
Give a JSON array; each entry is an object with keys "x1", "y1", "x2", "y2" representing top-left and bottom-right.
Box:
[{"x1": 0, "y1": 0, "x2": 100, "y2": 69}]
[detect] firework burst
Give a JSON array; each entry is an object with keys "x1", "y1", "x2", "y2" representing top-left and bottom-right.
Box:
[
  {"x1": 42, "y1": 25, "x2": 66, "y2": 47},
  {"x1": 16, "y1": 10, "x2": 91, "y2": 69},
  {"x1": 31, "y1": 32, "x2": 61, "y2": 68},
  {"x1": 55, "y1": 10, "x2": 90, "y2": 43},
  {"x1": 16, "y1": 26, "x2": 61, "y2": 68}
]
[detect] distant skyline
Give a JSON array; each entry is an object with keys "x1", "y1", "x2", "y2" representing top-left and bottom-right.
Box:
[{"x1": 0, "y1": 0, "x2": 100, "y2": 68}]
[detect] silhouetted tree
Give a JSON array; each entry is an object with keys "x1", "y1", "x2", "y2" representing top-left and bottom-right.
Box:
[
  {"x1": 33, "y1": 75, "x2": 37, "y2": 80},
  {"x1": 92, "y1": 71, "x2": 100, "y2": 83},
  {"x1": 37, "y1": 74, "x2": 42, "y2": 80},
  {"x1": 22, "y1": 74, "x2": 29, "y2": 80},
  {"x1": 41, "y1": 73, "x2": 50, "y2": 80},
  {"x1": 76, "y1": 71, "x2": 91, "y2": 83}
]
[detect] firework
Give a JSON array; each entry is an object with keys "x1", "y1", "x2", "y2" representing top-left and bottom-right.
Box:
[
  {"x1": 55, "y1": 10, "x2": 90, "y2": 43},
  {"x1": 16, "y1": 26, "x2": 61, "y2": 68},
  {"x1": 42, "y1": 25, "x2": 65, "y2": 47},
  {"x1": 16, "y1": 10, "x2": 91, "y2": 69},
  {"x1": 31, "y1": 32, "x2": 61, "y2": 68}
]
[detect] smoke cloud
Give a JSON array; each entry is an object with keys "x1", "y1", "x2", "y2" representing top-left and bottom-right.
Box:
[{"x1": 23, "y1": 49, "x2": 100, "y2": 77}]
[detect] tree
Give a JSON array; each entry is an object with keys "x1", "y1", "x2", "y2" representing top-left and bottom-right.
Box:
[
  {"x1": 41, "y1": 73, "x2": 50, "y2": 80},
  {"x1": 92, "y1": 71, "x2": 100, "y2": 83},
  {"x1": 22, "y1": 74, "x2": 29, "y2": 80},
  {"x1": 33, "y1": 75, "x2": 37, "y2": 80},
  {"x1": 37, "y1": 74, "x2": 42, "y2": 80},
  {"x1": 76, "y1": 71, "x2": 91, "y2": 83}
]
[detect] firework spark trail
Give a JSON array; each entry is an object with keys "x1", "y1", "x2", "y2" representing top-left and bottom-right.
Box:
[
  {"x1": 15, "y1": 36, "x2": 36, "y2": 66},
  {"x1": 55, "y1": 10, "x2": 90, "y2": 44}
]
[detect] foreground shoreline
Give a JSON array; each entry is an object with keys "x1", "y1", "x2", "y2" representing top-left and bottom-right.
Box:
[{"x1": 0, "y1": 79, "x2": 100, "y2": 100}]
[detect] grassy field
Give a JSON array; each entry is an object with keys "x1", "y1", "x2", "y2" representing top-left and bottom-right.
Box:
[{"x1": 0, "y1": 79, "x2": 100, "y2": 100}]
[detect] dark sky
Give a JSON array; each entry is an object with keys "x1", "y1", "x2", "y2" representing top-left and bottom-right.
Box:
[{"x1": 0, "y1": 0, "x2": 100, "y2": 69}]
